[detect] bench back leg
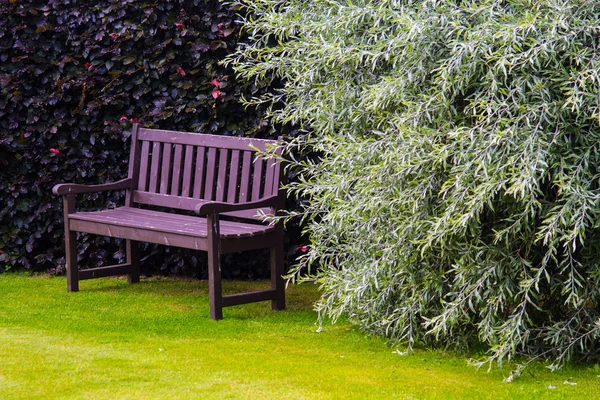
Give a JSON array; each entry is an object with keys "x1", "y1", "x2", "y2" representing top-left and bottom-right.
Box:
[
  {"x1": 127, "y1": 239, "x2": 140, "y2": 284},
  {"x1": 63, "y1": 195, "x2": 79, "y2": 292},
  {"x1": 271, "y1": 223, "x2": 286, "y2": 311},
  {"x1": 208, "y1": 213, "x2": 223, "y2": 320}
]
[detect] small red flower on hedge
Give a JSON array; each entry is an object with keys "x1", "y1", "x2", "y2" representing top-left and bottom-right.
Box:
[
  {"x1": 176, "y1": 67, "x2": 186, "y2": 76},
  {"x1": 212, "y1": 89, "x2": 221, "y2": 99},
  {"x1": 175, "y1": 22, "x2": 185, "y2": 29},
  {"x1": 129, "y1": 117, "x2": 139, "y2": 123},
  {"x1": 211, "y1": 78, "x2": 220, "y2": 87},
  {"x1": 83, "y1": 62, "x2": 90, "y2": 68},
  {"x1": 49, "y1": 148, "x2": 60, "y2": 155},
  {"x1": 120, "y1": 115, "x2": 128, "y2": 121},
  {"x1": 111, "y1": 33, "x2": 117, "y2": 39},
  {"x1": 296, "y1": 245, "x2": 309, "y2": 253}
]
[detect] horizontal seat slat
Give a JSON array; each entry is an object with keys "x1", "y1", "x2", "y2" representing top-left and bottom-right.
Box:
[
  {"x1": 68, "y1": 207, "x2": 274, "y2": 238},
  {"x1": 70, "y1": 219, "x2": 209, "y2": 251},
  {"x1": 120, "y1": 207, "x2": 269, "y2": 235}
]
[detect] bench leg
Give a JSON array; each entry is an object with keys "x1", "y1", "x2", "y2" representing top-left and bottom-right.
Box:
[
  {"x1": 208, "y1": 213, "x2": 223, "y2": 320},
  {"x1": 63, "y1": 195, "x2": 79, "y2": 292},
  {"x1": 65, "y1": 229, "x2": 79, "y2": 292},
  {"x1": 126, "y1": 239, "x2": 140, "y2": 284},
  {"x1": 271, "y1": 225, "x2": 285, "y2": 311}
]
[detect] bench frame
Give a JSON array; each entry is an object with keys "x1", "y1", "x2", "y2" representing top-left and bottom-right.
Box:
[{"x1": 53, "y1": 124, "x2": 286, "y2": 320}]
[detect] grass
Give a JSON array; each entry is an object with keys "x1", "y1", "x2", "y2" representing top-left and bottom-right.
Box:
[{"x1": 0, "y1": 273, "x2": 599, "y2": 399}]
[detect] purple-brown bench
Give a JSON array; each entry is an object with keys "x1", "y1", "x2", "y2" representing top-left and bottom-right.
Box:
[{"x1": 53, "y1": 124, "x2": 285, "y2": 320}]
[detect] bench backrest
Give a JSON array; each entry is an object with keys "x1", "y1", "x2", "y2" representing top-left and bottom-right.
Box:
[{"x1": 126, "y1": 124, "x2": 284, "y2": 220}]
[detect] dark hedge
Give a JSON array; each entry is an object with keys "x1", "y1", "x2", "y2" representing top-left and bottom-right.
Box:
[{"x1": 0, "y1": 0, "x2": 300, "y2": 278}]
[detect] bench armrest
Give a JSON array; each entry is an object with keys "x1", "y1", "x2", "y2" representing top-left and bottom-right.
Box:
[
  {"x1": 195, "y1": 196, "x2": 279, "y2": 216},
  {"x1": 52, "y1": 178, "x2": 133, "y2": 196}
]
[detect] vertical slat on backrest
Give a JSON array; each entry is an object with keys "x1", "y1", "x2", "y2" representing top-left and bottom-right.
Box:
[
  {"x1": 204, "y1": 147, "x2": 217, "y2": 200},
  {"x1": 159, "y1": 143, "x2": 172, "y2": 194},
  {"x1": 181, "y1": 145, "x2": 194, "y2": 197},
  {"x1": 170, "y1": 144, "x2": 183, "y2": 195},
  {"x1": 251, "y1": 155, "x2": 263, "y2": 201},
  {"x1": 192, "y1": 147, "x2": 206, "y2": 198},
  {"x1": 215, "y1": 148, "x2": 229, "y2": 202},
  {"x1": 138, "y1": 141, "x2": 151, "y2": 191},
  {"x1": 238, "y1": 151, "x2": 252, "y2": 202},
  {"x1": 125, "y1": 124, "x2": 141, "y2": 206},
  {"x1": 264, "y1": 157, "x2": 275, "y2": 198},
  {"x1": 148, "y1": 142, "x2": 162, "y2": 193},
  {"x1": 227, "y1": 150, "x2": 240, "y2": 203}
]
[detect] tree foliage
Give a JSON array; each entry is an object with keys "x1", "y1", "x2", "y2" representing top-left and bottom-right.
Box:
[{"x1": 229, "y1": 0, "x2": 600, "y2": 374}]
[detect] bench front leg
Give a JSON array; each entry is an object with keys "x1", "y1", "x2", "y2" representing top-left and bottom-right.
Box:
[
  {"x1": 63, "y1": 195, "x2": 79, "y2": 292},
  {"x1": 126, "y1": 239, "x2": 140, "y2": 284},
  {"x1": 207, "y1": 212, "x2": 223, "y2": 320},
  {"x1": 271, "y1": 222, "x2": 285, "y2": 311}
]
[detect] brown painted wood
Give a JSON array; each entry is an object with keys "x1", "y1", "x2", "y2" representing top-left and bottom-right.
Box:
[
  {"x1": 271, "y1": 222, "x2": 285, "y2": 310},
  {"x1": 238, "y1": 151, "x2": 252, "y2": 202},
  {"x1": 79, "y1": 264, "x2": 132, "y2": 280},
  {"x1": 227, "y1": 150, "x2": 240, "y2": 203},
  {"x1": 138, "y1": 140, "x2": 151, "y2": 191},
  {"x1": 148, "y1": 141, "x2": 162, "y2": 193},
  {"x1": 207, "y1": 212, "x2": 223, "y2": 320},
  {"x1": 53, "y1": 178, "x2": 132, "y2": 196},
  {"x1": 69, "y1": 218, "x2": 210, "y2": 251},
  {"x1": 63, "y1": 194, "x2": 78, "y2": 292},
  {"x1": 159, "y1": 143, "x2": 172, "y2": 194},
  {"x1": 170, "y1": 144, "x2": 183, "y2": 195},
  {"x1": 192, "y1": 146, "x2": 206, "y2": 198},
  {"x1": 251, "y1": 156, "x2": 264, "y2": 201},
  {"x1": 181, "y1": 145, "x2": 194, "y2": 197},
  {"x1": 126, "y1": 239, "x2": 139, "y2": 284},
  {"x1": 134, "y1": 190, "x2": 206, "y2": 211},
  {"x1": 195, "y1": 196, "x2": 278, "y2": 215},
  {"x1": 132, "y1": 191, "x2": 274, "y2": 221},
  {"x1": 138, "y1": 128, "x2": 274, "y2": 152},
  {"x1": 215, "y1": 148, "x2": 229, "y2": 202},
  {"x1": 69, "y1": 207, "x2": 274, "y2": 238},
  {"x1": 126, "y1": 123, "x2": 141, "y2": 206},
  {"x1": 54, "y1": 127, "x2": 287, "y2": 319},
  {"x1": 222, "y1": 289, "x2": 277, "y2": 307},
  {"x1": 264, "y1": 157, "x2": 276, "y2": 198},
  {"x1": 219, "y1": 231, "x2": 278, "y2": 254},
  {"x1": 204, "y1": 147, "x2": 217, "y2": 200}
]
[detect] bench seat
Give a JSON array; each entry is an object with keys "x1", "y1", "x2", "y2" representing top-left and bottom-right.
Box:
[
  {"x1": 69, "y1": 207, "x2": 274, "y2": 239},
  {"x1": 68, "y1": 207, "x2": 276, "y2": 254}
]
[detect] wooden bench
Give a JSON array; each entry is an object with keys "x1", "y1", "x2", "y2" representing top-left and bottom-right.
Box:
[{"x1": 52, "y1": 124, "x2": 286, "y2": 320}]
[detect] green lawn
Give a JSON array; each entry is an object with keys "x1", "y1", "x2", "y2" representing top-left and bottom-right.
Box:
[{"x1": 0, "y1": 274, "x2": 598, "y2": 399}]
